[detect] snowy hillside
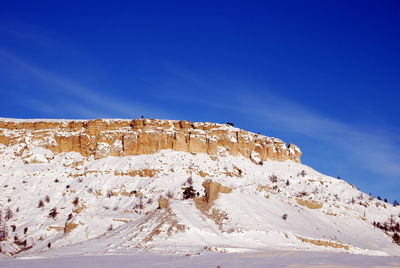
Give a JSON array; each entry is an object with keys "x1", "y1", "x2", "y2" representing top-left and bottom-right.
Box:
[{"x1": 0, "y1": 119, "x2": 399, "y2": 258}]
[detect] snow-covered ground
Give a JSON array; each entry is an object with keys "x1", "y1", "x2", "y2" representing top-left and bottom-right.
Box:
[
  {"x1": 1, "y1": 137, "x2": 400, "y2": 260},
  {"x1": 2, "y1": 250, "x2": 400, "y2": 268}
]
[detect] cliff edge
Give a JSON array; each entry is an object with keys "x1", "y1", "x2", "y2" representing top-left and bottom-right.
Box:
[{"x1": 0, "y1": 118, "x2": 301, "y2": 162}]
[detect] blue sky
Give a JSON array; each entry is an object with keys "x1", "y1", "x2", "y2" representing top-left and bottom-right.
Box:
[{"x1": 1, "y1": 1, "x2": 399, "y2": 201}]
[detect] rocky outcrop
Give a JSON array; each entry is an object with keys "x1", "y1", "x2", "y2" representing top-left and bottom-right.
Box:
[
  {"x1": 0, "y1": 118, "x2": 301, "y2": 162},
  {"x1": 202, "y1": 180, "x2": 232, "y2": 206}
]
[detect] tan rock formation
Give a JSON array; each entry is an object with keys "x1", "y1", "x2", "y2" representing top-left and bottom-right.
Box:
[
  {"x1": 202, "y1": 180, "x2": 232, "y2": 206},
  {"x1": 0, "y1": 118, "x2": 302, "y2": 162},
  {"x1": 195, "y1": 180, "x2": 232, "y2": 211},
  {"x1": 158, "y1": 198, "x2": 169, "y2": 209}
]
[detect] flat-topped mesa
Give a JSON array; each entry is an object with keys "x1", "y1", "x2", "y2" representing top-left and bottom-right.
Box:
[{"x1": 0, "y1": 118, "x2": 302, "y2": 162}]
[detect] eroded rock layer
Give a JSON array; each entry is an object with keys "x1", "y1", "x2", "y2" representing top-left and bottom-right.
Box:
[{"x1": 0, "y1": 118, "x2": 301, "y2": 162}]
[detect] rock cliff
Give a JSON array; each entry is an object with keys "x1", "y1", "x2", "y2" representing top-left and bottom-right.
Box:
[{"x1": 0, "y1": 118, "x2": 301, "y2": 162}]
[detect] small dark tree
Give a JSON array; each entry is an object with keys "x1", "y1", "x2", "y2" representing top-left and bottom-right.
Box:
[
  {"x1": 282, "y1": 214, "x2": 288, "y2": 220},
  {"x1": 47, "y1": 242, "x2": 51, "y2": 248},
  {"x1": 393, "y1": 200, "x2": 399, "y2": 207},
  {"x1": 183, "y1": 186, "x2": 196, "y2": 199},
  {"x1": 45, "y1": 195, "x2": 50, "y2": 203},
  {"x1": 395, "y1": 223, "x2": 400, "y2": 232},
  {"x1": 393, "y1": 233, "x2": 400, "y2": 245},
  {"x1": 377, "y1": 196, "x2": 382, "y2": 201},
  {"x1": 384, "y1": 198, "x2": 388, "y2": 203},
  {"x1": 286, "y1": 180, "x2": 290, "y2": 186},
  {"x1": 24, "y1": 227, "x2": 28, "y2": 234},
  {"x1": 5, "y1": 209, "x2": 13, "y2": 220},
  {"x1": 0, "y1": 229, "x2": 7, "y2": 242},
  {"x1": 67, "y1": 213, "x2": 73, "y2": 221},
  {"x1": 11, "y1": 225, "x2": 16, "y2": 232},
  {"x1": 48, "y1": 208, "x2": 58, "y2": 219},
  {"x1": 38, "y1": 200, "x2": 44, "y2": 208},
  {"x1": 226, "y1": 122, "x2": 234, "y2": 127},
  {"x1": 389, "y1": 215, "x2": 396, "y2": 227}
]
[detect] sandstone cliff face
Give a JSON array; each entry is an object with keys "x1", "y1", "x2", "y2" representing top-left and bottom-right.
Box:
[{"x1": 0, "y1": 118, "x2": 301, "y2": 162}]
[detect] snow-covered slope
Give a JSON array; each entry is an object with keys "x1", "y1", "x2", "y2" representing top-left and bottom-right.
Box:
[{"x1": 0, "y1": 119, "x2": 399, "y2": 258}]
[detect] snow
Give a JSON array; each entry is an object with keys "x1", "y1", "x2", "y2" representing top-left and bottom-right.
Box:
[
  {"x1": 2, "y1": 250, "x2": 400, "y2": 268},
  {"x1": 0, "y1": 121, "x2": 399, "y2": 261}
]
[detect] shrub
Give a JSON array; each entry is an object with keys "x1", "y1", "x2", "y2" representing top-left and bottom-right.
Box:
[
  {"x1": 286, "y1": 180, "x2": 290, "y2": 186},
  {"x1": 166, "y1": 191, "x2": 174, "y2": 199},
  {"x1": 72, "y1": 197, "x2": 79, "y2": 207},
  {"x1": 45, "y1": 195, "x2": 50, "y2": 203},
  {"x1": 48, "y1": 208, "x2": 58, "y2": 219},
  {"x1": 393, "y1": 233, "x2": 400, "y2": 245},
  {"x1": 282, "y1": 214, "x2": 288, "y2": 220},
  {"x1": 226, "y1": 122, "x2": 234, "y2": 127},
  {"x1": 5, "y1": 209, "x2": 13, "y2": 220},
  {"x1": 269, "y1": 174, "x2": 278, "y2": 183},
  {"x1": 298, "y1": 170, "x2": 307, "y2": 177},
  {"x1": 183, "y1": 186, "x2": 196, "y2": 199},
  {"x1": 24, "y1": 227, "x2": 28, "y2": 234},
  {"x1": 0, "y1": 229, "x2": 7, "y2": 241},
  {"x1": 38, "y1": 200, "x2": 44, "y2": 208}
]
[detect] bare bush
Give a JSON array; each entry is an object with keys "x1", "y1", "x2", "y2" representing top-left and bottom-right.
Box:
[
  {"x1": 72, "y1": 197, "x2": 79, "y2": 207},
  {"x1": 298, "y1": 170, "x2": 307, "y2": 177},
  {"x1": 269, "y1": 174, "x2": 278, "y2": 183},
  {"x1": 48, "y1": 208, "x2": 58, "y2": 219}
]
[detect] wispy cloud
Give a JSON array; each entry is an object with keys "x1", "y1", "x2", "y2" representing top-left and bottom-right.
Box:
[
  {"x1": 0, "y1": 48, "x2": 172, "y2": 119},
  {"x1": 235, "y1": 92, "x2": 400, "y2": 177},
  {"x1": 163, "y1": 66, "x2": 400, "y2": 179}
]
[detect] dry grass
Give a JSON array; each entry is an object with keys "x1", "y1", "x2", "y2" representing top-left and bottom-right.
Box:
[
  {"x1": 47, "y1": 226, "x2": 63, "y2": 231},
  {"x1": 112, "y1": 218, "x2": 130, "y2": 223},
  {"x1": 295, "y1": 198, "x2": 323, "y2": 209},
  {"x1": 114, "y1": 169, "x2": 160, "y2": 177},
  {"x1": 136, "y1": 209, "x2": 187, "y2": 243},
  {"x1": 297, "y1": 236, "x2": 349, "y2": 250},
  {"x1": 323, "y1": 211, "x2": 338, "y2": 216},
  {"x1": 72, "y1": 205, "x2": 87, "y2": 214},
  {"x1": 197, "y1": 170, "x2": 211, "y2": 177},
  {"x1": 64, "y1": 222, "x2": 78, "y2": 233}
]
